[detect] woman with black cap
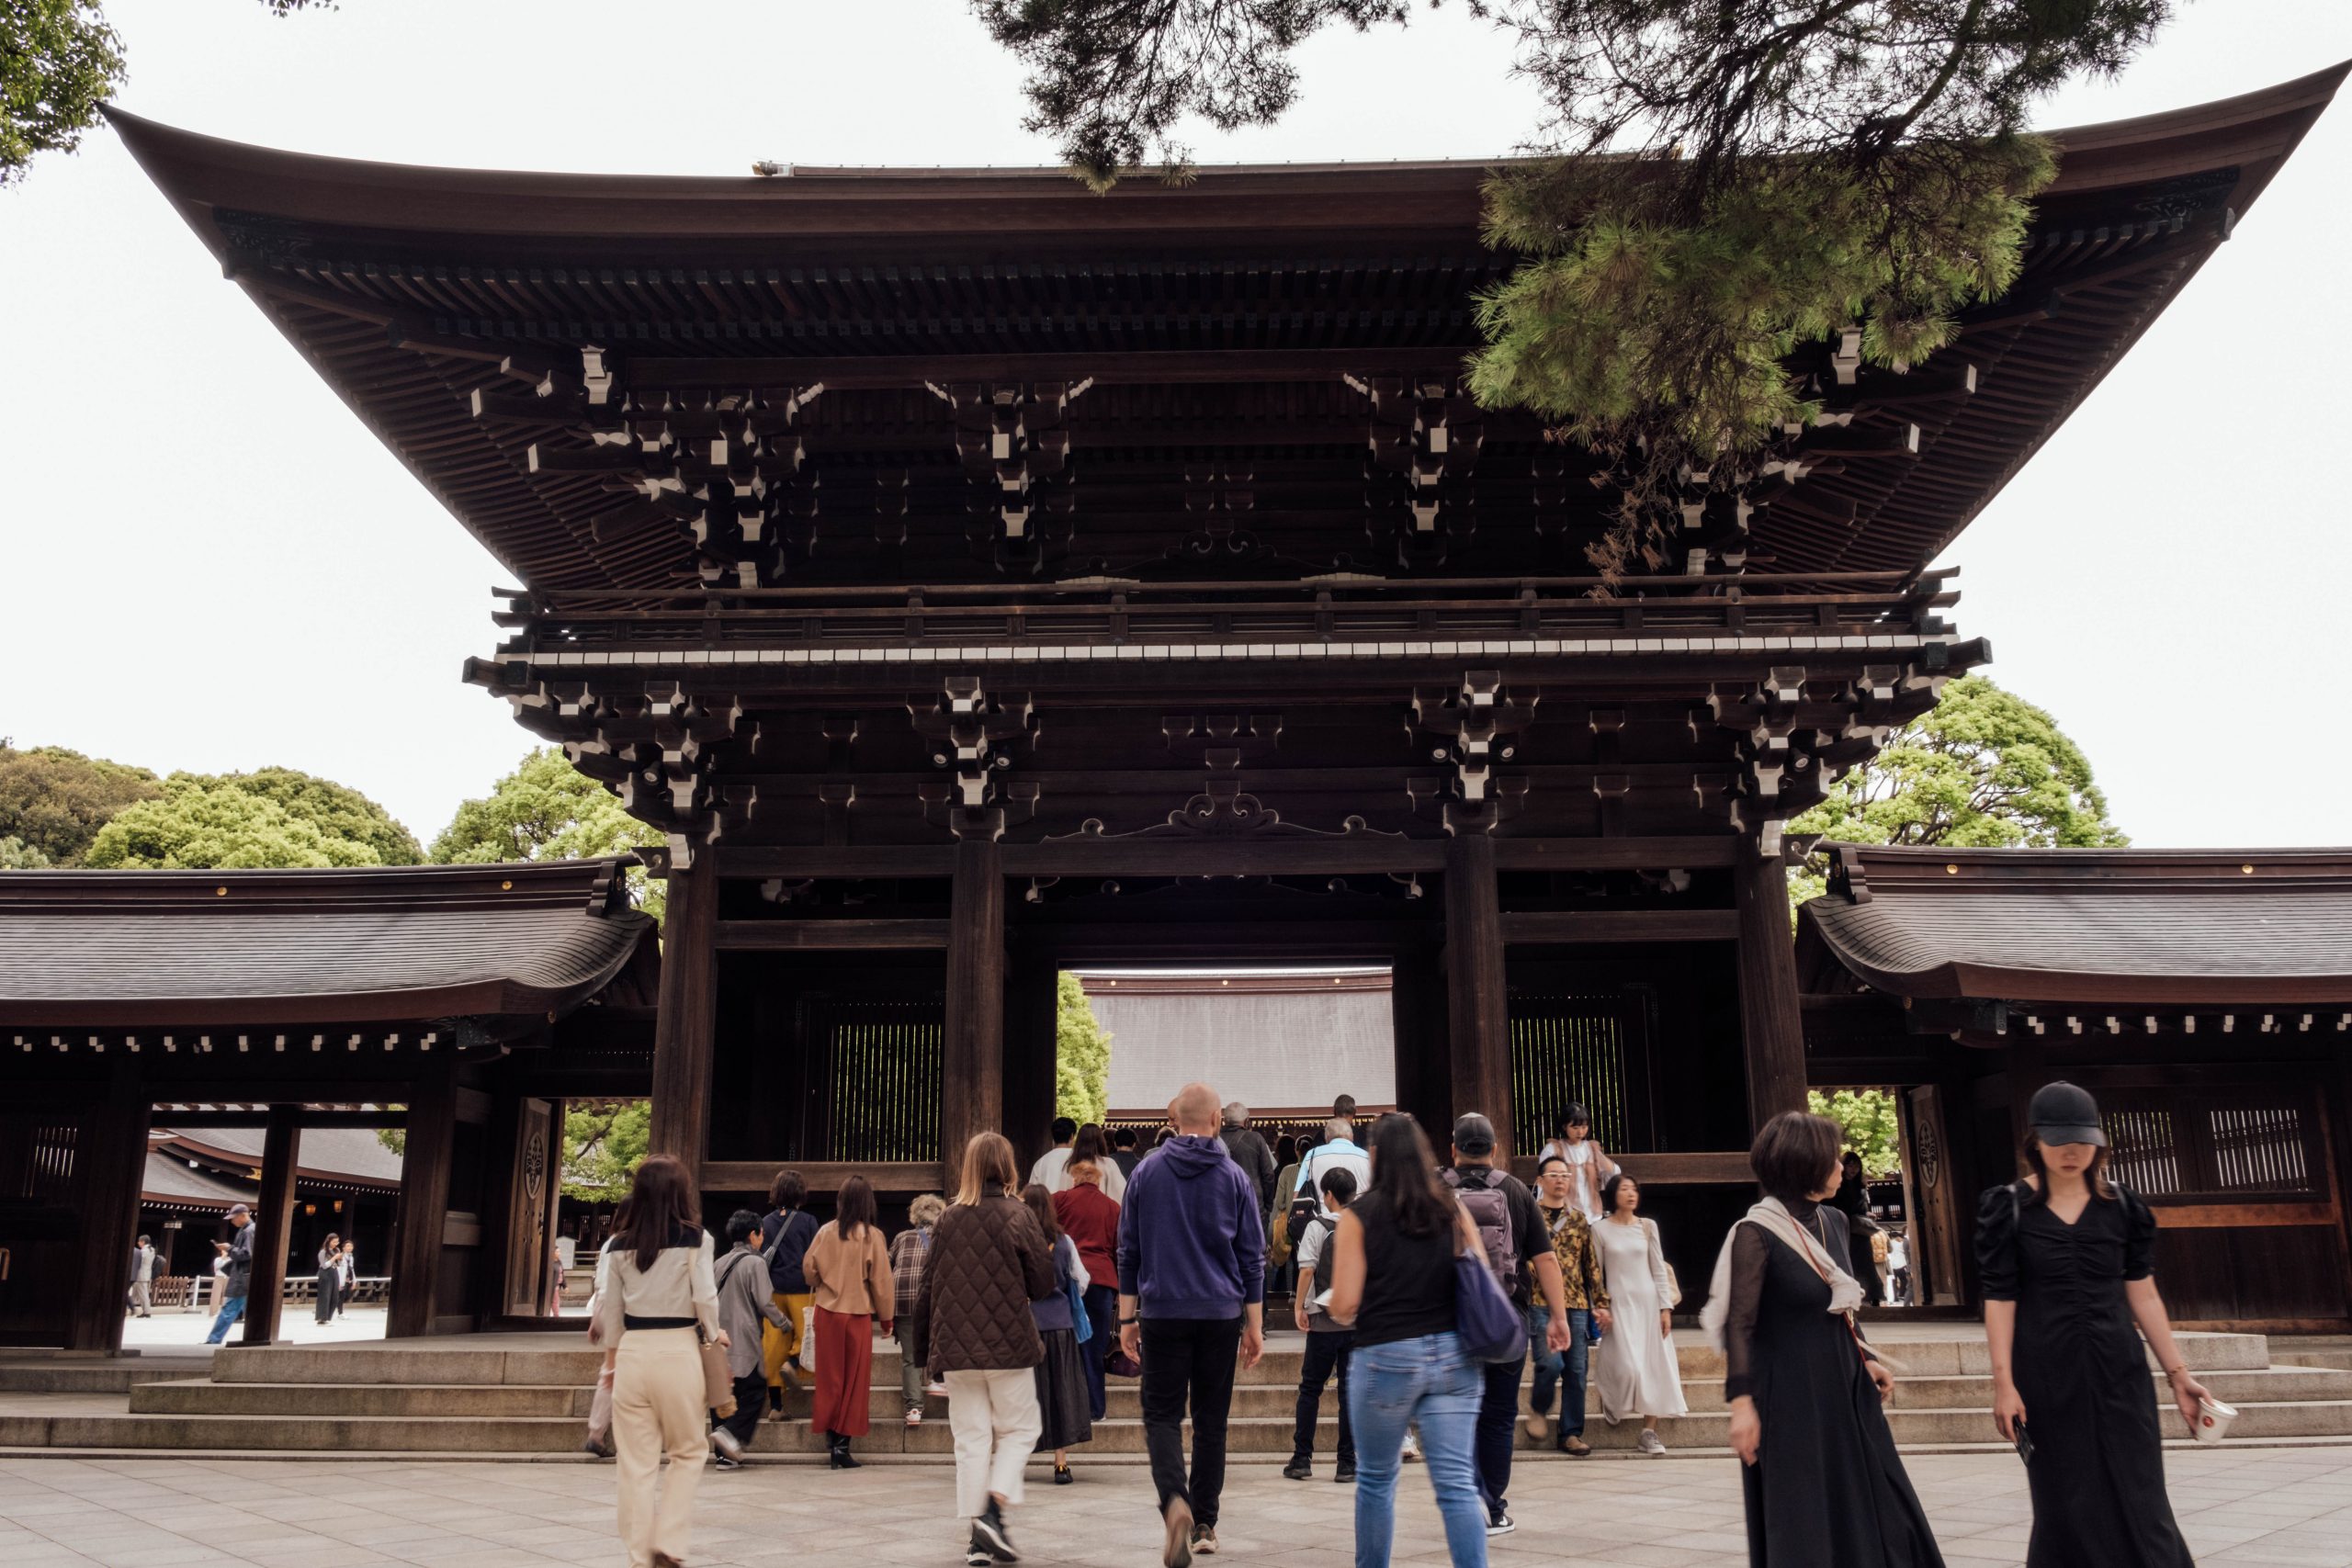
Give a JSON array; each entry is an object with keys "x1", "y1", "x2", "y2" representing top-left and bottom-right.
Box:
[{"x1": 1978, "y1": 1081, "x2": 2208, "y2": 1568}]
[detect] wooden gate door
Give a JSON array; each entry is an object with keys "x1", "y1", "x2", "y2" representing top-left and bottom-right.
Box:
[
  {"x1": 501, "y1": 1098, "x2": 558, "y2": 1318},
  {"x1": 1905, "y1": 1085, "x2": 1964, "y2": 1307}
]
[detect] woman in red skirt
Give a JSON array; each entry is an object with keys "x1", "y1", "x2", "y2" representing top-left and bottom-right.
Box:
[{"x1": 803, "y1": 1174, "x2": 892, "y2": 1468}]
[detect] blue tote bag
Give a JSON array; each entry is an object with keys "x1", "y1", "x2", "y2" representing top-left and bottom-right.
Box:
[{"x1": 1453, "y1": 1247, "x2": 1523, "y2": 1361}]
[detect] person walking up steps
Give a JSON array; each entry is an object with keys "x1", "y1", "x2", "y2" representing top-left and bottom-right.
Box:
[
  {"x1": 1119, "y1": 1080, "x2": 1268, "y2": 1568},
  {"x1": 1023, "y1": 1183, "x2": 1095, "y2": 1483},
  {"x1": 595, "y1": 1156, "x2": 724, "y2": 1568},
  {"x1": 1702, "y1": 1111, "x2": 1944, "y2": 1568},
  {"x1": 1030, "y1": 1118, "x2": 1079, "y2": 1190},
  {"x1": 713, "y1": 1209, "x2": 790, "y2": 1467},
  {"x1": 910, "y1": 1133, "x2": 1057, "y2": 1568},
  {"x1": 758, "y1": 1170, "x2": 820, "y2": 1417},
  {"x1": 803, "y1": 1173, "x2": 893, "y2": 1469},
  {"x1": 1054, "y1": 1158, "x2": 1122, "y2": 1423},
  {"x1": 1443, "y1": 1113, "x2": 1572, "y2": 1538},
  {"x1": 1537, "y1": 1104, "x2": 1618, "y2": 1222},
  {"x1": 1593, "y1": 1173, "x2": 1687, "y2": 1452},
  {"x1": 1979, "y1": 1081, "x2": 2207, "y2": 1568},
  {"x1": 1285, "y1": 1165, "x2": 1358, "y2": 1483},
  {"x1": 893, "y1": 1193, "x2": 947, "y2": 1427}
]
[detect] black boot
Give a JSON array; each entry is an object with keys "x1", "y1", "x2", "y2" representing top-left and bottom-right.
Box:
[{"x1": 827, "y1": 1431, "x2": 862, "y2": 1470}]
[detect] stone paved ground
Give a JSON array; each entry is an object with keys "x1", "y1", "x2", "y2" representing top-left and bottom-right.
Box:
[{"x1": 2, "y1": 1446, "x2": 2347, "y2": 1568}]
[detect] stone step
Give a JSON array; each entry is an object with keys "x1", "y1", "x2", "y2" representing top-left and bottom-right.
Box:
[
  {"x1": 0, "y1": 1359, "x2": 213, "y2": 1395},
  {"x1": 205, "y1": 1329, "x2": 2274, "y2": 1389}
]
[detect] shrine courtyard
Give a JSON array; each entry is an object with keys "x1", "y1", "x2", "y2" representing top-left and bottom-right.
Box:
[{"x1": 4, "y1": 1445, "x2": 2350, "y2": 1568}]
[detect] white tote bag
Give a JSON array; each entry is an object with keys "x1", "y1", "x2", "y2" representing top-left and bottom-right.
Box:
[{"x1": 797, "y1": 1304, "x2": 819, "y2": 1373}]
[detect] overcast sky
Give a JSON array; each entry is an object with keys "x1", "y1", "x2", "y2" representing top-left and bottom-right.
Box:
[{"x1": 3, "y1": 2, "x2": 2348, "y2": 849}]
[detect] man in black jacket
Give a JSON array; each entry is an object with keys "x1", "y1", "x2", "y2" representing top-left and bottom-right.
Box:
[
  {"x1": 204, "y1": 1204, "x2": 255, "y2": 1345},
  {"x1": 1218, "y1": 1101, "x2": 1278, "y2": 1210}
]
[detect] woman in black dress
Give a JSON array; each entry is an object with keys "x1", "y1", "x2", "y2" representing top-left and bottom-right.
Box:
[
  {"x1": 1714, "y1": 1111, "x2": 1943, "y2": 1568},
  {"x1": 1978, "y1": 1081, "x2": 2209, "y2": 1568}
]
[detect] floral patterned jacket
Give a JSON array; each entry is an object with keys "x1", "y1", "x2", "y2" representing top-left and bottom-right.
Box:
[{"x1": 1539, "y1": 1201, "x2": 1611, "y2": 1314}]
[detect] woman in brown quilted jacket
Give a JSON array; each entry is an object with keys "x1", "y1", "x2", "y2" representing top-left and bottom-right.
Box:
[{"x1": 911, "y1": 1131, "x2": 1057, "y2": 1568}]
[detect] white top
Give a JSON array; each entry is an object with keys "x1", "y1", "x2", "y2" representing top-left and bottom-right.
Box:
[
  {"x1": 1029, "y1": 1147, "x2": 1071, "y2": 1190},
  {"x1": 1045, "y1": 1151, "x2": 1125, "y2": 1201},
  {"x1": 591, "y1": 1230, "x2": 719, "y2": 1343}
]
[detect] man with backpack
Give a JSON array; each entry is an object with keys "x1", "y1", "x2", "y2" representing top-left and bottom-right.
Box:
[
  {"x1": 1283, "y1": 1166, "x2": 1359, "y2": 1483},
  {"x1": 1444, "y1": 1113, "x2": 1571, "y2": 1539}
]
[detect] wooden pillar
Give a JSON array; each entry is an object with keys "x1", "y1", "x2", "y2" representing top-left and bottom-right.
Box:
[
  {"x1": 1390, "y1": 937, "x2": 1450, "y2": 1145},
  {"x1": 1003, "y1": 953, "x2": 1060, "y2": 1168},
  {"x1": 1734, "y1": 847, "x2": 1808, "y2": 1130},
  {"x1": 2003, "y1": 1032, "x2": 2050, "y2": 1163},
  {"x1": 240, "y1": 1105, "x2": 302, "y2": 1347},
  {"x1": 388, "y1": 1056, "x2": 458, "y2": 1339},
  {"x1": 65, "y1": 1060, "x2": 149, "y2": 1354},
  {"x1": 649, "y1": 854, "x2": 719, "y2": 1168},
  {"x1": 1444, "y1": 835, "x2": 1513, "y2": 1161},
  {"x1": 943, "y1": 838, "x2": 1006, "y2": 1168}
]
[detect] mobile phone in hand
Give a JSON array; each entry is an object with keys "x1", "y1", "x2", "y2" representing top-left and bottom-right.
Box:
[{"x1": 2012, "y1": 1417, "x2": 2033, "y2": 1464}]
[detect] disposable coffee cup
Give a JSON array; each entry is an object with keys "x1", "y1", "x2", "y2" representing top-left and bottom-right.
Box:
[{"x1": 2193, "y1": 1394, "x2": 2237, "y2": 1444}]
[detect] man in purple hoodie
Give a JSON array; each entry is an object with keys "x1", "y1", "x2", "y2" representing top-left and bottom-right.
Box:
[{"x1": 1118, "y1": 1080, "x2": 1267, "y2": 1568}]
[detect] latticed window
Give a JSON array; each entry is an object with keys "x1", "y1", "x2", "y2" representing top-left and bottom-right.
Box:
[
  {"x1": 1508, "y1": 987, "x2": 1655, "y2": 1156},
  {"x1": 2095, "y1": 1084, "x2": 2323, "y2": 1199},
  {"x1": 812, "y1": 997, "x2": 944, "y2": 1164}
]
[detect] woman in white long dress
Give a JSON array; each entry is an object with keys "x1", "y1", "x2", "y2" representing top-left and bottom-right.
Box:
[{"x1": 1592, "y1": 1173, "x2": 1687, "y2": 1453}]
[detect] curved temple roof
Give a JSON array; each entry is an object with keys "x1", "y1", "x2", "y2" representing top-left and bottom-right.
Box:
[
  {"x1": 104, "y1": 64, "x2": 2346, "y2": 591},
  {"x1": 0, "y1": 859, "x2": 653, "y2": 1028},
  {"x1": 1800, "y1": 843, "x2": 2352, "y2": 1006}
]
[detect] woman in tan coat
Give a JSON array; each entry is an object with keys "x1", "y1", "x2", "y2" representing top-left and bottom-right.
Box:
[
  {"x1": 802, "y1": 1173, "x2": 892, "y2": 1468},
  {"x1": 911, "y1": 1132, "x2": 1057, "y2": 1567}
]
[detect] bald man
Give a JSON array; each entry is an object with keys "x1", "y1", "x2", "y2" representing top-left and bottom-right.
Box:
[{"x1": 1118, "y1": 1081, "x2": 1266, "y2": 1566}]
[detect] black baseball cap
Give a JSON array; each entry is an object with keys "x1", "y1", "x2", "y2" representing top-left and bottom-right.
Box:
[
  {"x1": 1452, "y1": 1112, "x2": 1497, "y2": 1156},
  {"x1": 2028, "y1": 1081, "x2": 2107, "y2": 1147}
]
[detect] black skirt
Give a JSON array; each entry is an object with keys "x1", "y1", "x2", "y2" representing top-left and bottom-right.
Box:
[{"x1": 1033, "y1": 1326, "x2": 1094, "y2": 1451}]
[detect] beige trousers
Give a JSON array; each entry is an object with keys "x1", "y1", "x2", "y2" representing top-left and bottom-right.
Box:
[
  {"x1": 945, "y1": 1367, "x2": 1043, "y2": 1519},
  {"x1": 613, "y1": 1328, "x2": 707, "y2": 1568}
]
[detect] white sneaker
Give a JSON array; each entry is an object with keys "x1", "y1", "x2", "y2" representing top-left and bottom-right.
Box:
[
  {"x1": 1400, "y1": 1432, "x2": 1420, "y2": 1462},
  {"x1": 928, "y1": 1381, "x2": 949, "y2": 1396},
  {"x1": 1638, "y1": 1428, "x2": 1666, "y2": 1456},
  {"x1": 906, "y1": 1406, "x2": 923, "y2": 1427},
  {"x1": 710, "y1": 1427, "x2": 744, "y2": 1462}
]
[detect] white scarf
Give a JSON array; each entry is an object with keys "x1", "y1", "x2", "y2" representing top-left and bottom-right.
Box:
[{"x1": 1700, "y1": 1197, "x2": 1867, "y2": 1350}]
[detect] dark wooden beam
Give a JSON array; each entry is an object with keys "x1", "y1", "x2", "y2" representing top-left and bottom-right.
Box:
[
  {"x1": 942, "y1": 840, "x2": 1006, "y2": 1171},
  {"x1": 714, "y1": 919, "x2": 950, "y2": 951},
  {"x1": 1510, "y1": 1150, "x2": 1753, "y2": 1187},
  {"x1": 1494, "y1": 837, "x2": 1745, "y2": 872},
  {"x1": 239, "y1": 1105, "x2": 303, "y2": 1348},
  {"x1": 1499, "y1": 909, "x2": 1741, "y2": 944},
  {"x1": 65, "y1": 1060, "x2": 149, "y2": 1354},
  {"x1": 1735, "y1": 850, "x2": 1809, "y2": 1129},
  {"x1": 649, "y1": 856, "x2": 718, "y2": 1167},
  {"x1": 387, "y1": 1057, "x2": 457, "y2": 1340},
  {"x1": 703, "y1": 1160, "x2": 946, "y2": 1195},
  {"x1": 1001, "y1": 838, "x2": 1450, "y2": 878},
  {"x1": 708, "y1": 845, "x2": 956, "y2": 880},
  {"x1": 628, "y1": 345, "x2": 1472, "y2": 393},
  {"x1": 1445, "y1": 835, "x2": 1513, "y2": 1161}
]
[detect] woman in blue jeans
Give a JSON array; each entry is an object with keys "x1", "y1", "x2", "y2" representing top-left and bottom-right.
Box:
[{"x1": 1325, "y1": 1112, "x2": 1489, "y2": 1568}]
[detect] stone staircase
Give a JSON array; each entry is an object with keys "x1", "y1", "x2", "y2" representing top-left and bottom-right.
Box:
[{"x1": 5, "y1": 1328, "x2": 2351, "y2": 1459}]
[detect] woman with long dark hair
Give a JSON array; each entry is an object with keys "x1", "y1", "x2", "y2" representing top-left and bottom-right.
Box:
[
  {"x1": 1701, "y1": 1111, "x2": 1942, "y2": 1568},
  {"x1": 1325, "y1": 1113, "x2": 1491, "y2": 1568},
  {"x1": 910, "y1": 1133, "x2": 1057, "y2": 1567},
  {"x1": 312, "y1": 1234, "x2": 342, "y2": 1325},
  {"x1": 803, "y1": 1173, "x2": 892, "y2": 1468},
  {"x1": 1979, "y1": 1082, "x2": 2207, "y2": 1567},
  {"x1": 1022, "y1": 1181, "x2": 1095, "y2": 1482},
  {"x1": 593, "y1": 1155, "x2": 721, "y2": 1568},
  {"x1": 1057, "y1": 1122, "x2": 1126, "y2": 1200}
]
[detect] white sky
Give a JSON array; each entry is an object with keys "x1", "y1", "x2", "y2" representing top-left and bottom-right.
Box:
[{"x1": 2, "y1": 1, "x2": 2347, "y2": 849}]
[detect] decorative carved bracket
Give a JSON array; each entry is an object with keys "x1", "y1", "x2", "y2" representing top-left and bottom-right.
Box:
[
  {"x1": 1349, "y1": 372, "x2": 1482, "y2": 566},
  {"x1": 1408, "y1": 671, "x2": 1535, "y2": 832},
  {"x1": 911, "y1": 675, "x2": 1040, "y2": 839},
  {"x1": 930, "y1": 379, "x2": 1091, "y2": 573},
  {"x1": 1161, "y1": 714, "x2": 1282, "y2": 772},
  {"x1": 1045, "y1": 778, "x2": 1402, "y2": 843}
]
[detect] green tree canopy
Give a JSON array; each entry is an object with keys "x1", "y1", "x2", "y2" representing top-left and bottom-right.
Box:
[
  {"x1": 428, "y1": 748, "x2": 664, "y2": 920},
  {"x1": 1055, "y1": 972, "x2": 1114, "y2": 1125},
  {"x1": 2, "y1": 0, "x2": 324, "y2": 186},
  {"x1": 1809, "y1": 1088, "x2": 1902, "y2": 1178},
  {"x1": 82, "y1": 767, "x2": 420, "y2": 870},
  {"x1": 0, "y1": 743, "x2": 162, "y2": 864},
  {"x1": 975, "y1": 0, "x2": 2167, "y2": 571},
  {"x1": 0, "y1": 835, "x2": 51, "y2": 869},
  {"x1": 560, "y1": 1099, "x2": 652, "y2": 1202}
]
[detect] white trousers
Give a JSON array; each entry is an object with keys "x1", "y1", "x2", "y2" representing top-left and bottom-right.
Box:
[
  {"x1": 945, "y1": 1367, "x2": 1043, "y2": 1518},
  {"x1": 612, "y1": 1328, "x2": 707, "y2": 1568}
]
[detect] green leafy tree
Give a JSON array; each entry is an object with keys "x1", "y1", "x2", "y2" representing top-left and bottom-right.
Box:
[
  {"x1": 1809, "y1": 1088, "x2": 1902, "y2": 1177},
  {"x1": 1055, "y1": 972, "x2": 1114, "y2": 1125},
  {"x1": 2, "y1": 0, "x2": 328, "y2": 186},
  {"x1": 975, "y1": 1, "x2": 2167, "y2": 570},
  {"x1": 0, "y1": 834, "x2": 51, "y2": 869},
  {"x1": 83, "y1": 768, "x2": 417, "y2": 869},
  {"x1": 429, "y1": 748, "x2": 665, "y2": 920},
  {"x1": 560, "y1": 1099, "x2": 653, "y2": 1201},
  {"x1": 0, "y1": 743, "x2": 163, "y2": 864}
]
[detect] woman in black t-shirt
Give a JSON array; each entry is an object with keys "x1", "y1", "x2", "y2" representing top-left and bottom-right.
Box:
[{"x1": 1326, "y1": 1113, "x2": 1490, "y2": 1568}]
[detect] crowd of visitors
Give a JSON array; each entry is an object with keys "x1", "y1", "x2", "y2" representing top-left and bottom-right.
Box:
[{"x1": 576, "y1": 1079, "x2": 2211, "y2": 1568}]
